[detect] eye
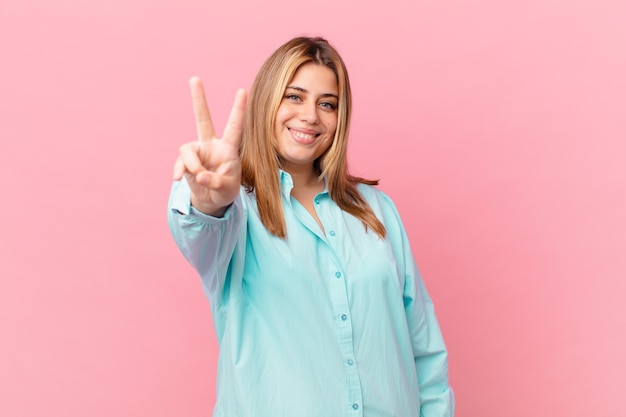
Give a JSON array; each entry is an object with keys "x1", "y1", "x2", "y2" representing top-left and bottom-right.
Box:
[
  {"x1": 285, "y1": 94, "x2": 302, "y2": 102},
  {"x1": 320, "y1": 101, "x2": 337, "y2": 111}
]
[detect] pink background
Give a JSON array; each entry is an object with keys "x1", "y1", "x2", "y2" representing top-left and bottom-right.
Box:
[{"x1": 2, "y1": 0, "x2": 625, "y2": 416}]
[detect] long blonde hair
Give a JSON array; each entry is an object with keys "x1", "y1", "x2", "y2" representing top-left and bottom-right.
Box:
[{"x1": 241, "y1": 36, "x2": 386, "y2": 239}]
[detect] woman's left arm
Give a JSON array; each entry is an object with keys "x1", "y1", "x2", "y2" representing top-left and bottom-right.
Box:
[
  {"x1": 403, "y1": 258, "x2": 455, "y2": 417},
  {"x1": 380, "y1": 192, "x2": 455, "y2": 417}
]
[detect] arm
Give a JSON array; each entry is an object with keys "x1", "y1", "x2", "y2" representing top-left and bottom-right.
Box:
[
  {"x1": 168, "y1": 178, "x2": 244, "y2": 307},
  {"x1": 380, "y1": 193, "x2": 455, "y2": 416},
  {"x1": 168, "y1": 77, "x2": 248, "y2": 307},
  {"x1": 403, "y1": 258, "x2": 455, "y2": 417}
]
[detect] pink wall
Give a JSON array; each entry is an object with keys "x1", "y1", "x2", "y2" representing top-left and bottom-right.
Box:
[{"x1": 2, "y1": 0, "x2": 624, "y2": 416}]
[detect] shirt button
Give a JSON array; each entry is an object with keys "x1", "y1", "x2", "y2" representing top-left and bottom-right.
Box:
[
  {"x1": 314, "y1": 198, "x2": 320, "y2": 204},
  {"x1": 329, "y1": 230, "x2": 336, "y2": 236},
  {"x1": 347, "y1": 359, "x2": 354, "y2": 366},
  {"x1": 335, "y1": 272, "x2": 342, "y2": 278},
  {"x1": 352, "y1": 403, "x2": 359, "y2": 410},
  {"x1": 341, "y1": 314, "x2": 347, "y2": 321}
]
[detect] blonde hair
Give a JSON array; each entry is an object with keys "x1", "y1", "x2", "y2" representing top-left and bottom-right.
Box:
[{"x1": 241, "y1": 36, "x2": 386, "y2": 239}]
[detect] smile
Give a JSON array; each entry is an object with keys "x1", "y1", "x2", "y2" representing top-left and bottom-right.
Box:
[{"x1": 289, "y1": 128, "x2": 319, "y2": 144}]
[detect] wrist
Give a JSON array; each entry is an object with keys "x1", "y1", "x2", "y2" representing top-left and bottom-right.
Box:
[{"x1": 190, "y1": 195, "x2": 228, "y2": 218}]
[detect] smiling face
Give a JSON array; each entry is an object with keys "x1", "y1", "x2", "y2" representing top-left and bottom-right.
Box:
[{"x1": 273, "y1": 63, "x2": 339, "y2": 175}]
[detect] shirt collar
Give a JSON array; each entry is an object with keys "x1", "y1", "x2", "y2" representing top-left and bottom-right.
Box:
[
  {"x1": 279, "y1": 170, "x2": 329, "y2": 202},
  {"x1": 279, "y1": 170, "x2": 294, "y2": 202}
]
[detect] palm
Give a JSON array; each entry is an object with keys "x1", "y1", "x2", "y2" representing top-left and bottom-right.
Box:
[{"x1": 191, "y1": 131, "x2": 241, "y2": 208}]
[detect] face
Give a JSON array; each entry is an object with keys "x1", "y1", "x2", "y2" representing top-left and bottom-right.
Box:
[{"x1": 274, "y1": 63, "x2": 339, "y2": 175}]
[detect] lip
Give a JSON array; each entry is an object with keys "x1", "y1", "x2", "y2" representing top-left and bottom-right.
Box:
[{"x1": 288, "y1": 127, "x2": 319, "y2": 145}]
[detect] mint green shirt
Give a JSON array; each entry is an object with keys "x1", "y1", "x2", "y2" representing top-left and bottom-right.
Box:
[{"x1": 168, "y1": 172, "x2": 454, "y2": 417}]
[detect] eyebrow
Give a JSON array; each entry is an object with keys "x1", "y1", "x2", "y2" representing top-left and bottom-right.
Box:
[{"x1": 286, "y1": 85, "x2": 338, "y2": 99}]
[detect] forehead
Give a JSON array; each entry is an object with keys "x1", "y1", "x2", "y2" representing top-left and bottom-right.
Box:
[{"x1": 288, "y1": 63, "x2": 338, "y2": 94}]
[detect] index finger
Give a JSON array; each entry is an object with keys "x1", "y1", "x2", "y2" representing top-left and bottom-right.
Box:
[{"x1": 189, "y1": 76, "x2": 215, "y2": 141}]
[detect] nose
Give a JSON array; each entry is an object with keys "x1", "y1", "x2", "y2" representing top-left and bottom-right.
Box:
[{"x1": 299, "y1": 101, "x2": 319, "y2": 125}]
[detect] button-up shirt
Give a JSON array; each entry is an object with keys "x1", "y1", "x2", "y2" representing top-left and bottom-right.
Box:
[{"x1": 168, "y1": 171, "x2": 454, "y2": 417}]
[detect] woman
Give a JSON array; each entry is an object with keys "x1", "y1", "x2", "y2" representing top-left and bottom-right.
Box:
[{"x1": 169, "y1": 36, "x2": 454, "y2": 417}]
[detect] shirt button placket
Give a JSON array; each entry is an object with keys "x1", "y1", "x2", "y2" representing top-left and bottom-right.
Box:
[
  {"x1": 330, "y1": 269, "x2": 363, "y2": 416},
  {"x1": 325, "y1": 225, "x2": 363, "y2": 416}
]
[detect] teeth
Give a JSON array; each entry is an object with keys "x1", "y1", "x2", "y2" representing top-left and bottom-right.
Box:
[{"x1": 292, "y1": 129, "x2": 315, "y2": 140}]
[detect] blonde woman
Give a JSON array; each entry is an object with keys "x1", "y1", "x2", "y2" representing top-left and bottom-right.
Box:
[{"x1": 169, "y1": 36, "x2": 454, "y2": 417}]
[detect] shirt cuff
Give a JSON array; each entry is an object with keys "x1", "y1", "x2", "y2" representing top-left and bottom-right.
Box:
[{"x1": 168, "y1": 179, "x2": 238, "y2": 223}]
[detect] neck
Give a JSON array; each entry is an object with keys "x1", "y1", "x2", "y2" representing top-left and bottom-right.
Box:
[{"x1": 282, "y1": 163, "x2": 322, "y2": 192}]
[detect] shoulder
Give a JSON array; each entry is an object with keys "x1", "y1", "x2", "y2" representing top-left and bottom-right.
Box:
[
  {"x1": 356, "y1": 183, "x2": 399, "y2": 213},
  {"x1": 355, "y1": 183, "x2": 404, "y2": 229},
  {"x1": 355, "y1": 184, "x2": 413, "y2": 261}
]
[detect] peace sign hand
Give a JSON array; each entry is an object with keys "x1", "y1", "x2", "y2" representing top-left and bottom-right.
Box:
[{"x1": 173, "y1": 77, "x2": 248, "y2": 216}]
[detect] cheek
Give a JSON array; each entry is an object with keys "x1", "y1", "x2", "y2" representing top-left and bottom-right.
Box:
[
  {"x1": 321, "y1": 128, "x2": 336, "y2": 151},
  {"x1": 274, "y1": 103, "x2": 293, "y2": 126},
  {"x1": 324, "y1": 116, "x2": 338, "y2": 137}
]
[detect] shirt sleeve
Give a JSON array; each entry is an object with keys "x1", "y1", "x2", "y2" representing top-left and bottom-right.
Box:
[
  {"x1": 167, "y1": 179, "x2": 245, "y2": 310},
  {"x1": 380, "y1": 192, "x2": 455, "y2": 417}
]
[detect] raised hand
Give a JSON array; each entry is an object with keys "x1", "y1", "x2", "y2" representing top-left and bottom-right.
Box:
[{"x1": 173, "y1": 77, "x2": 247, "y2": 216}]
